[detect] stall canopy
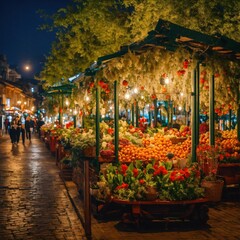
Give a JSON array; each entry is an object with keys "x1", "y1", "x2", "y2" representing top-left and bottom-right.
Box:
[{"x1": 96, "y1": 19, "x2": 240, "y2": 66}]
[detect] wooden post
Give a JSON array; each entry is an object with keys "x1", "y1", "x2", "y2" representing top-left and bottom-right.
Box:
[
  {"x1": 131, "y1": 104, "x2": 134, "y2": 126},
  {"x1": 114, "y1": 81, "x2": 119, "y2": 163},
  {"x1": 96, "y1": 80, "x2": 100, "y2": 158},
  {"x1": 169, "y1": 100, "x2": 173, "y2": 128},
  {"x1": 136, "y1": 101, "x2": 139, "y2": 127},
  {"x1": 84, "y1": 158, "x2": 91, "y2": 239},
  {"x1": 73, "y1": 115, "x2": 76, "y2": 128},
  {"x1": 191, "y1": 69, "x2": 197, "y2": 162},
  {"x1": 196, "y1": 63, "x2": 200, "y2": 145},
  {"x1": 237, "y1": 80, "x2": 240, "y2": 141},
  {"x1": 82, "y1": 111, "x2": 85, "y2": 128},
  {"x1": 209, "y1": 74, "x2": 215, "y2": 145},
  {"x1": 229, "y1": 109, "x2": 232, "y2": 130},
  {"x1": 154, "y1": 99, "x2": 158, "y2": 128}
]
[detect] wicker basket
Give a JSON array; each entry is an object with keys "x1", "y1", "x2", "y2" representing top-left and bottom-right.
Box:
[
  {"x1": 170, "y1": 137, "x2": 187, "y2": 144},
  {"x1": 83, "y1": 146, "x2": 96, "y2": 157},
  {"x1": 98, "y1": 155, "x2": 115, "y2": 163}
]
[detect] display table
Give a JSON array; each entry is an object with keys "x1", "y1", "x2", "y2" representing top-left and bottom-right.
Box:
[
  {"x1": 112, "y1": 198, "x2": 209, "y2": 228},
  {"x1": 218, "y1": 163, "x2": 240, "y2": 185}
]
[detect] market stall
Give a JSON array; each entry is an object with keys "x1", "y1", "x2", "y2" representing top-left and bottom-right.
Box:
[{"x1": 41, "y1": 18, "x2": 240, "y2": 238}]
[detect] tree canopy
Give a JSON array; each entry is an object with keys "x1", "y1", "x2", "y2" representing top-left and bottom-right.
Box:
[{"x1": 38, "y1": 0, "x2": 240, "y2": 86}]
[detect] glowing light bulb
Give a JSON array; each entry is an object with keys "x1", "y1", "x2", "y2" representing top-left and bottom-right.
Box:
[
  {"x1": 65, "y1": 99, "x2": 69, "y2": 106},
  {"x1": 125, "y1": 92, "x2": 130, "y2": 99},
  {"x1": 165, "y1": 77, "x2": 169, "y2": 84}
]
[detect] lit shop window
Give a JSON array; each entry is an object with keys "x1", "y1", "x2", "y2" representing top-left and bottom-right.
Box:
[{"x1": 6, "y1": 98, "x2": 10, "y2": 107}]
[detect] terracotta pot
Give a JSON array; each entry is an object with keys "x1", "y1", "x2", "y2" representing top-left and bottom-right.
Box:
[{"x1": 201, "y1": 180, "x2": 224, "y2": 202}]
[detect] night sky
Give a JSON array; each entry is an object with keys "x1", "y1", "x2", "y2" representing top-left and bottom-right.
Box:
[{"x1": 0, "y1": 0, "x2": 71, "y2": 79}]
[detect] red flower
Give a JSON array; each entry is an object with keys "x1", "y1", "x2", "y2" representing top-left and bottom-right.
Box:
[
  {"x1": 116, "y1": 183, "x2": 129, "y2": 190},
  {"x1": 133, "y1": 168, "x2": 139, "y2": 177},
  {"x1": 89, "y1": 82, "x2": 94, "y2": 88},
  {"x1": 177, "y1": 175, "x2": 185, "y2": 181},
  {"x1": 98, "y1": 80, "x2": 105, "y2": 87},
  {"x1": 121, "y1": 164, "x2": 128, "y2": 174},
  {"x1": 154, "y1": 166, "x2": 168, "y2": 176},
  {"x1": 139, "y1": 179, "x2": 145, "y2": 184},
  {"x1": 107, "y1": 128, "x2": 114, "y2": 135},
  {"x1": 225, "y1": 152, "x2": 231, "y2": 158},
  {"x1": 151, "y1": 94, "x2": 157, "y2": 100},
  {"x1": 162, "y1": 73, "x2": 167, "y2": 78},
  {"x1": 184, "y1": 170, "x2": 190, "y2": 178},
  {"x1": 101, "y1": 83, "x2": 108, "y2": 90},
  {"x1": 183, "y1": 59, "x2": 189, "y2": 69},
  {"x1": 219, "y1": 154, "x2": 224, "y2": 161},
  {"x1": 170, "y1": 175, "x2": 176, "y2": 182},
  {"x1": 200, "y1": 78, "x2": 206, "y2": 84},
  {"x1": 177, "y1": 69, "x2": 186, "y2": 76},
  {"x1": 122, "y1": 80, "x2": 128, "y2": 87},
  {"x1": 105, "y1": 89, "x2": 110, "y2": 94}
]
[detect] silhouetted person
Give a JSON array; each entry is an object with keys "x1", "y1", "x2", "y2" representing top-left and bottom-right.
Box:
[
  {"x1": 4, "y1": 118, "x2": 9, "y2": 134},
  {"x1": 9, "y1": 119, "x2": 17, "y2": 144},
  {"x1": 37, "y1": 118, "x2": 45, "y2": 138},
  {"x1": 21, "y1": 124, "x2": 25, "y2": 144},
  {"x1": 15, "y1": 116, "x2": 22, "y2": 143},
  {"x1": 25, "y1": 116, "x2": 31, "y2": 141}
]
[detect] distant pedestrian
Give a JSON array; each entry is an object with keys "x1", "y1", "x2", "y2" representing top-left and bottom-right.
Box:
[
  {"x1": 37, "y1": 118, "x2": 45, "y2": 138},
  {"x1": 15, "y1": 116, "x2": 22, "y2": 143},
  {"x1": 21, "y1": 124, "x2": 25, "y2": 144},
  {"x1": 9, "y1": 119, "x2": 17, "y2": 144},
  {"x1": 4, "y1": 118, "x2": 9, "y2": 134},
  {"x1": 30, "y1": 118, "x2": 35, "y2": 134},
  {"x1": 25, "y1": 116, "x2": 31, "y2": 141}
]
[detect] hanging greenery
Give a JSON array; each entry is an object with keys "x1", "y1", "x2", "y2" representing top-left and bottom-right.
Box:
[{"x1": 38, "y1": 0, "x2": 240, "y2": 87}]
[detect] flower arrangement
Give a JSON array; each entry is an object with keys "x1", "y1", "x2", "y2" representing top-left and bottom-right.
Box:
[
  {"x1": 97, "y1": 160, "x2": 204, "y2": 201},
  {"x1": 196, "y1": 144, "x2": 222, "y2": 181}
]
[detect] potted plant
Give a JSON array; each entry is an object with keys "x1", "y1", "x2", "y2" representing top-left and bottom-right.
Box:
[
  {"x1": 71, "y1": 129, "x2": 96, "y2": 157},
  {"x1": 197, "y1": 144, "x2": 224, "y2": 202}
]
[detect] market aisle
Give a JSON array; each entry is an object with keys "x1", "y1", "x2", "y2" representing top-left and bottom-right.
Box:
[{"x1": 0, "y1": 133, "x2": 85, "y2": 240}]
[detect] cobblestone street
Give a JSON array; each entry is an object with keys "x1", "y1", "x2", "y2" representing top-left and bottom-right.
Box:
[
  {"x1": 0, "y1": 133, "x2": 85, "y2": 240},
  {"x1": 1, "y1": 133, "x2": 240, "y2": 240}
]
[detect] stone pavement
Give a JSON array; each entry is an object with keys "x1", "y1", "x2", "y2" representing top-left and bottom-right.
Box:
[
  {"x1": 0, "y1": 133, "x2": 85, "y2": 240},
  {"x1": 1, "y1": 133, "x2": 240, "y2": 240}
]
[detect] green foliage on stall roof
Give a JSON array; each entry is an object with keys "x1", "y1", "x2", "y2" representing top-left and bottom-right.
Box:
[{"x1": 38, "y1": 0, "x2": 240, "y2": 86}]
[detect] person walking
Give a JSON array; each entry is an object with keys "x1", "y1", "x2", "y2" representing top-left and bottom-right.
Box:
[
  {"x1": 9, "y1": 119, "x2": 17, "y2": 144},
  {"x1": 15, "y1": 116, "x2": 22, "y2": 144},
  {"x1": 4, "y1": 118, "x2": 9, "y2": 134},
  {"x1": 25, "y1": 116, "x2": 31, "y2": 141},
  {"x1": 21, "y1": 123, "x2": 25, "y2": 144},
  {"x1": 37, "y1": 118, "x2": 45, "y2": 138}
]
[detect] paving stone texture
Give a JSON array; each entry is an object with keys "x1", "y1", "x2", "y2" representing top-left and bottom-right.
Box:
[
  {"x1": 1, "y1": 133, "x2": 240, "y2": 240},
  {"x1": 0, "y1": 133, "x2": 85, "y2": 240}
]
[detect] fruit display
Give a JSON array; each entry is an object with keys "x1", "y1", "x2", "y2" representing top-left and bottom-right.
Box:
[
  {"x1": 221, "y1": 129, "x2": 237, "y2": 139},
  {"x1": 119, "y1": 132, "x2": 191, "y2": 163}
]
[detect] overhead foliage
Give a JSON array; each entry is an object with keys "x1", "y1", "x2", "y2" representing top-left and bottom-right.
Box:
[{"x1": 38, "y1": 0, "x2": 240, "y2": 86}]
